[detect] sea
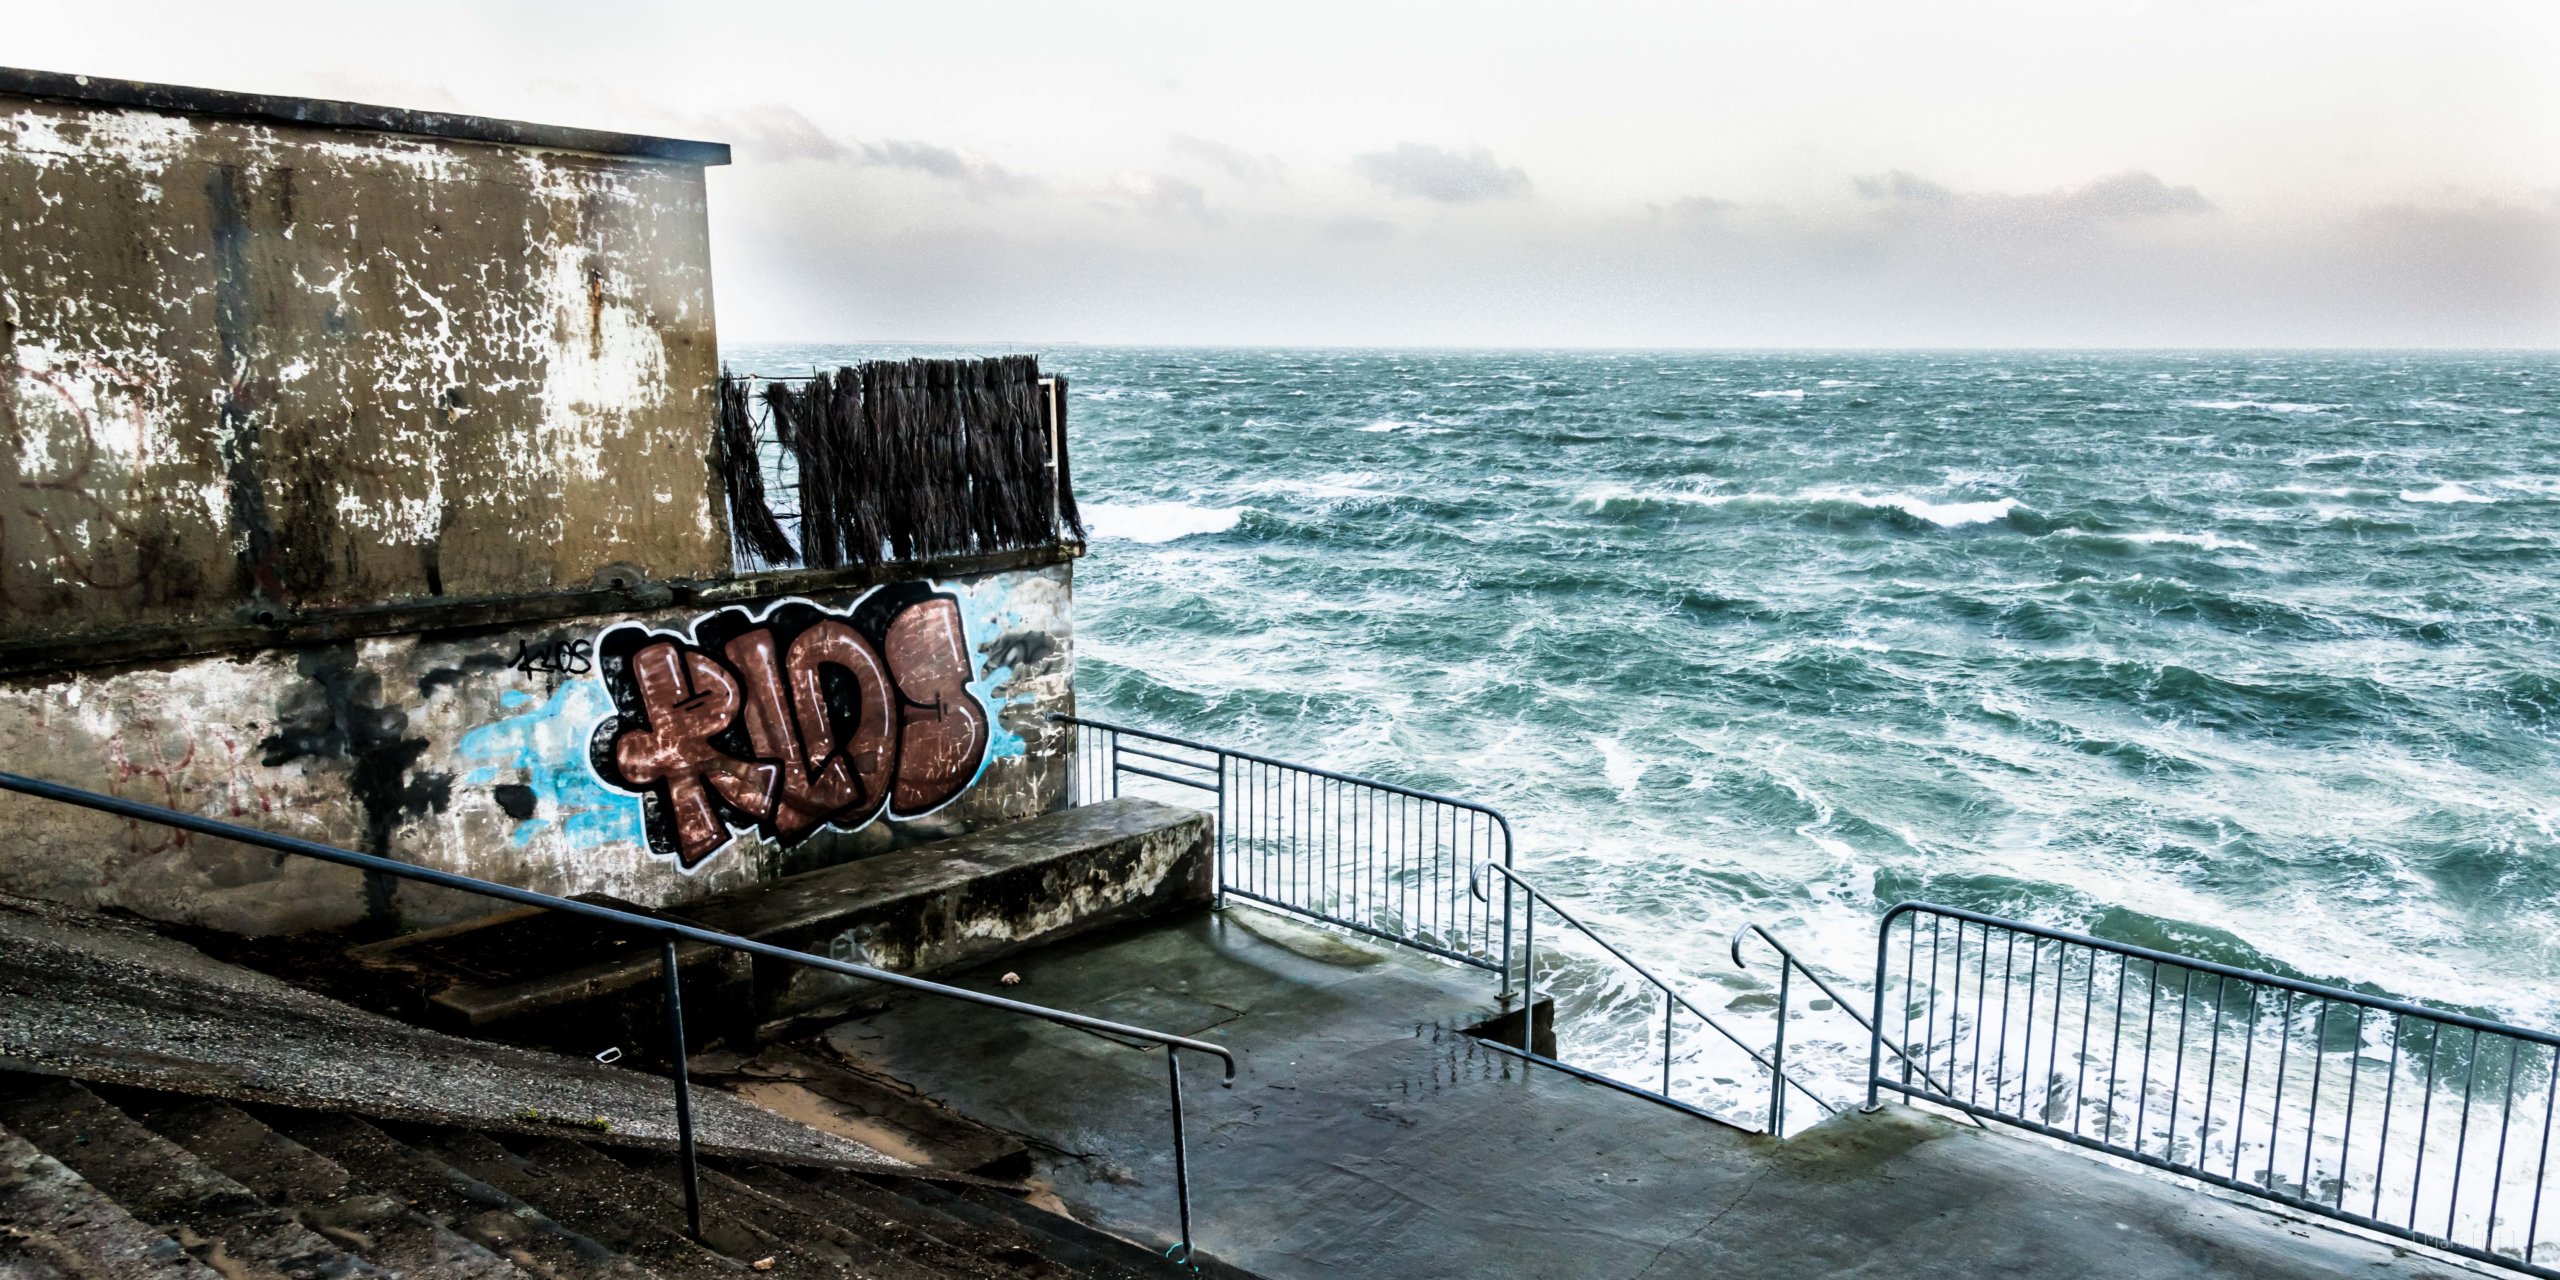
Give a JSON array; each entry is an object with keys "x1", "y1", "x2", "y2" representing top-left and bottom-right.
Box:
[{"x1": 731, "y1": 345, "x2": 2557, "y2": 1136}]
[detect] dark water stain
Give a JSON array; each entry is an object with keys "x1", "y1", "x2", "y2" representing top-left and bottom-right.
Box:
[{"x1": 260, "y1": 646, "x2": 453, "y2": 924}]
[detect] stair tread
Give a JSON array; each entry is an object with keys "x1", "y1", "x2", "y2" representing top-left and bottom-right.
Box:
[
  {"x1": 0, "y1": 1122, "x2": 218, "y2": 1280},
  {"x1": 262, "y1": 1112, "x2": 660, "y2": 1280},
  {"x1": 122, "y1": 1094, "x2": 525, "y2": 1280},
  {"x1": 725, "y1": 1169, "x2": 1062, "y2": 1280},
  {"x1": 859, "y1": 1182, "x2": 1149, "y2": 1280},
  {"x1": 394, "y1": 1131, "x2": 744, "y2": 1280},
  {"x1": 0, "y1": 1077, "x2": 388, "y2": 1280},
  {"x1": 603, "y1": 1155, "x2": 954, "y2": 1280}
]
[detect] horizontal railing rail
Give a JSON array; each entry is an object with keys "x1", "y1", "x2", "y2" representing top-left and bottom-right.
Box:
[
  {"x1": 1061, "y1": 713, "x2": 1514, "y2": 980},
  {"x1": 0, "y1": 771, "x2": 1232, "y2": 1267},
  {"x1": 1472, "y1": 862, "x2": 1830, "y2": 1133},
  {"x1": 1867, "y1": 900, "x2": 2560, "y2": 1278}
]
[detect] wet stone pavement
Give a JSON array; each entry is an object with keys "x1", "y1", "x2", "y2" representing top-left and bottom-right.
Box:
[{"x1": 822, "y1": 906, "x2": 2491, "y2": 1279}]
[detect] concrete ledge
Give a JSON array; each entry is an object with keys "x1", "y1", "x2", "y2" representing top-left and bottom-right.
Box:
[
  {"x1": 345, "y1": 798, "x2": 1212, "y2": 1056},
  {"x1": 690, "y1": 797, "x2": 1215, "y2": 1022}
]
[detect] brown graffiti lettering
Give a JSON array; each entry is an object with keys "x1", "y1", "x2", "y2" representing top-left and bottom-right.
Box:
[
  {"x1": 590, "y1": 587, "x2": 996, "y2": 870},
  {"x1": 787, "y1": 620, "x2": 897, "y2": 820},
  {"x1": 884, "y1": 597, "x2": 990, "y2": 815},
  {"x1": 610, "y1": 642, "x2": 780, "y2": 868}
]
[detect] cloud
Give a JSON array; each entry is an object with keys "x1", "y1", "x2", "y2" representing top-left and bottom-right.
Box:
[
  {"x1": 1353, "y1": 143, "x2": 1530, "y2": 203},
  {"x1": 1105, "y1": 173, "x2": 1221, "y2": 226},
  {"x1": 860, "y1": 140, "x2": 1044, "y2": 199},
  {"x1": 709, "y1": 104, "x2": 845, "y2": 163},
  {"x1": 1320, "y1": 215, "x2": 1398, "y2": 243},
  {"x1": 1856, "y1": 169, "x2": 2213, "y2": 231},
  {"x1": 1658, "y1": 195, "x2": 1737, "y2": 224},
  {"x1": 1168, "y1": 133, "x2": 1284, "y2": 185}
]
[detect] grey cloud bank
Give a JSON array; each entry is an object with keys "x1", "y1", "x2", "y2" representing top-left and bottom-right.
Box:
[
  {"x1": 1352, "y1": 143, "x2": 1532, "y2": 203},
  {"x1": 19, "y1": 0, "x2": 2550, "y2": 349}
]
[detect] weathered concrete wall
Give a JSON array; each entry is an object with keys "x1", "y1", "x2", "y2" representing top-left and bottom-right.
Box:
[
  {"x1": 0, "y1": 563, "x2": 1075, "y2": 935},
  {"x1": 1, "y1": 88, "x2": 728, "y2": 642}
]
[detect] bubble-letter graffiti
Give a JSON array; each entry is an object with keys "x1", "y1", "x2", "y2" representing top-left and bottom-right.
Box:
[{"x1": 588, "y1": 585, "x2": 995, "y2": 871}]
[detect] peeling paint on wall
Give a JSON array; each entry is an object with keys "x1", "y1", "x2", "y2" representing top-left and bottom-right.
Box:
[{"x1": 1, "y1": 92, "x2": 727, "y2": 639}]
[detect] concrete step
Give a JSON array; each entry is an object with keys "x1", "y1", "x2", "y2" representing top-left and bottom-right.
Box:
[
  {"x1": 491, "y1": 1139, "x2": 815, "y2": 1276},
  {"x1": 340, "y1": 800, "x2": 1212, "y2": 1061},
  {"x1": 840, "y1": 1179, "x2": 1151, "y2": 1280},
  {"x1": 0, "y1": 1122, "x2": 218, "y2": 1280},
  {"x1": 389, "y1": 1129, "x2": 746, "y2": 1280},
  {"x1": 0, "y1": 1077, "x2": 388, "y2": 1280},
  {"x1": 940, "y1": 1188, "x2": 1239, "y2": 1280},
  {"x1": 602, "y1": 1154, "x2": 952, "y2": 1280},
  {"x1": 114, "y1": 1093, "x2": 525, "y2": 1280},
  {"x1": 724, "y1": 1167, "x2": 1065, "y2": 1280},
  {"x1": 262, "y1": 1112, "x2": 660, "y2": 1280},
  {"x1": 343, "y1": 895, "x2": 754, "y2": 1060}
]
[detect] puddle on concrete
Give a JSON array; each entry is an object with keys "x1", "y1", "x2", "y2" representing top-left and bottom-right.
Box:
[{"x1": 1219, "y1": 909, "x2": 1388, "y2": 967}]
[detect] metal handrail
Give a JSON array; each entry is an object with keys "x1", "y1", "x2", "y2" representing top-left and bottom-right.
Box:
[
  {"x1": 1865, "y1": 900, "x2": 2560, "y2": 1279},
  {"x1": 1729, "y1": 922, "x2": 1980, "y2": 1132},
  {"x1": 1060, "y1": 713, "x2": 1516, "y2": 981},
  {"x1": 1470, "y1": 862, "x2": 1833, "y2": 1131},
  {"x1": 0, "y1": 770, "x2": 1233, "y2": 1265}
]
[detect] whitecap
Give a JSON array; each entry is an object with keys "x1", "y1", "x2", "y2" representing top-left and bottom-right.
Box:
[
  {"x1": 2060, "y1": 528, "x2": 2259, "y2": 552},
  {"x1": 1356, "y1": 421, "x2": 1406, "y2": 433},
  {"x1": 1746, "y1": 389, "x2": 1805, "y2": 399},
  {"x1": 2179, "y1": 400, "x2": 2342, "y2": 413},
  {"x1": 1084, "y1": 501, "x2": 1245, "y2": 543},
  {"x1": 1592, "y1": 734, "x2": 1647, "y2": 799},
  {"x1": 1800, "y1": 487, "x2": 2018, "y2": 528},
  {"x1": 2400, "y1": 482, "x2": 2495, "y2": 505}
]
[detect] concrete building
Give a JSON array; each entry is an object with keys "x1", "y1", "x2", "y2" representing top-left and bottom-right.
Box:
[{"x1": 0, "y1": 68, "x2": 1079, "y2": 936}]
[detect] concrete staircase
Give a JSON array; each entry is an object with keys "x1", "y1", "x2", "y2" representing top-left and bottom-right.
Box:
[{"x1": 0, "y1": 1071, "x2": 1201, "y2": 1280}]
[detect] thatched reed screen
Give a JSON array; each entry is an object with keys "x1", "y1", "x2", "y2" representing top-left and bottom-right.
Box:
[{"x1": 714, "y1": 356, "x2": 1084, "y2": 572}]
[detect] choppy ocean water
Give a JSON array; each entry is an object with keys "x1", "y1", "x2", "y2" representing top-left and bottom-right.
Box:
[{"x1": 734, "y1": 345, "x2": 2557, "y2": 1126}]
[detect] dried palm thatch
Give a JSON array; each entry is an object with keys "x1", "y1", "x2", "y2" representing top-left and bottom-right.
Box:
[
  {"x1": 715, "y1": 372, "x2": 797, "y2": 566},
  {"x1": 717, "y1": 355, "x2": 1081, "y2": 570}
]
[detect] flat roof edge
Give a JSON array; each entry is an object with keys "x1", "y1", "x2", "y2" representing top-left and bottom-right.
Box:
[{"x1": 0, "y1": 66, "x2": 732, "y2": 167}]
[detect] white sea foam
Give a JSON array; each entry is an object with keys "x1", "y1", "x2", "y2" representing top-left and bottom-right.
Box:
[
  {"x1": 1357, "y1": 420, "x2": 1407, "y2": 433},
  {"x1": 1747, "y1": 389, "x2": 1805, "y2": 399},
  {"x1": 1799, "y1": 487, "x2": 2019, "y2": 528},
  {"x1": 1084, "y1": 501, "x2": 1244, "y2": 543},
  {"x1": 2061, "y1": 528, "x2": 2259, "y2": 552},
  {"x1": 1592, "y1": 734, "x2": 1648, "y2": 799},
  {"x1": 2178, "y1": 400, "x2": 2343, "y2": 413},
  {"x1": 2400, "y1": 482, "x2": 2495, "y2": 505}
]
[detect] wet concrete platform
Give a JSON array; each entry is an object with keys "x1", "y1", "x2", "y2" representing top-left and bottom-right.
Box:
[{"x1": 825, "y1": 905, "x2": 2488, "y2": 1278}]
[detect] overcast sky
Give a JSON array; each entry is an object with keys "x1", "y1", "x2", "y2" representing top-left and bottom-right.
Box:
[{"x1": 14, "y1": 1, "x2": 2560, "y2": 347}]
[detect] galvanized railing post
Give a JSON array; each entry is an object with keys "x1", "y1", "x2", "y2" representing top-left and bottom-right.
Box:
[
  {"x1": 1662, "y1": 990, "x2": 1675, "y2": 1096},
  {"x1": 1866, "y1": 911, "x2": 1898, "y2": 1112},
  {"x1": 1521, "y1": 890, "x2": 1538, "y2": 1056},
  {"x1": 659, "y1": 937, "x2": 703, "y2": 1241},
  {"x1": 1212, "y1": 750, "x2": 1229, "y2": 911},
  {"x1": 1770, "y1": 962, "x2": 1792, "y2": 1135},
  {"x1": 1166, "y1": 1046, "x2": 1194, "y2": 1268}
]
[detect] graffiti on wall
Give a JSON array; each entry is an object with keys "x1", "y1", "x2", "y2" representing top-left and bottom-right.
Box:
[{"x1": 587, "y1": 583, "x2": 993, "y2": 870}]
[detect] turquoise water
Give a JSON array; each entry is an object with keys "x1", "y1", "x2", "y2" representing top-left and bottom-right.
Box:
[{"x1": 735, "y1": 345, "x2": 2558, "y2": 1107}]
